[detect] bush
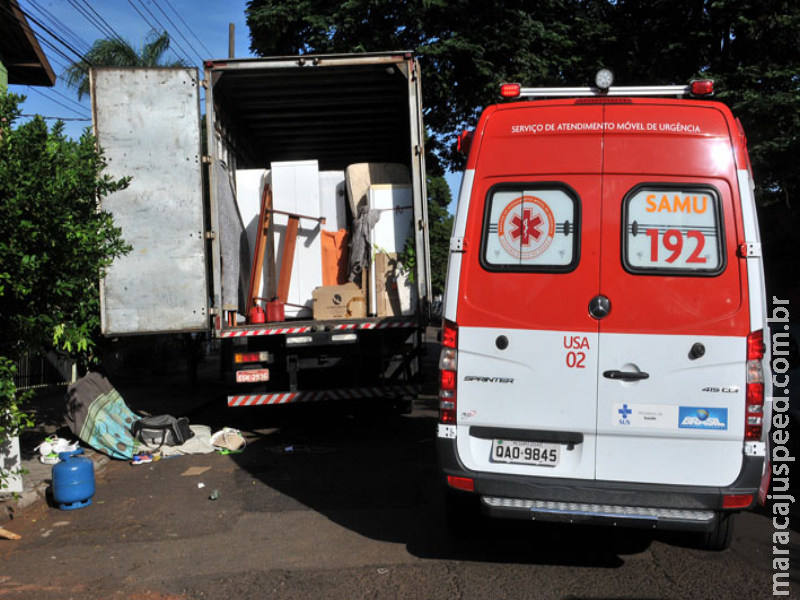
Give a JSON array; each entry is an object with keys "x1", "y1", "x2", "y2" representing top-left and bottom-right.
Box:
[{"x1": 0, "y1": 90, "x2": 130, "y2": 486}]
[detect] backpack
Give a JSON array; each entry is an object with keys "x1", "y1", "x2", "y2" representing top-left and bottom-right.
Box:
[{"x1": 131, "y1": 415, "x2": 194, "y2": 448}]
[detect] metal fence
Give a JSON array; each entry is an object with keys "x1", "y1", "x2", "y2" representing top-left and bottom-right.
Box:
[{"x1": 14, "y1": 352, "x2": 76, "y2": 391}]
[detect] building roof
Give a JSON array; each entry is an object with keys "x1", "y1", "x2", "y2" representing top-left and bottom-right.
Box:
[{"x1": 0, "y1": 0, "x2": 56, "y2": 86}]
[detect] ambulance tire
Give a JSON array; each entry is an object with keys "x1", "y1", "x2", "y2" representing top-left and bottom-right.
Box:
[
  {"x1": 699, "y1": 513, "x2": 734, "y2": 551},
  {"x1": 444, "y1": 488, "x2": 484, "y2": 540}
]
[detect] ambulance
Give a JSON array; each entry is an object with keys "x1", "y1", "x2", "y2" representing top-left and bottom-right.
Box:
[{"x1": 437, "y1": 70, "x2": 771, "y2": 550}]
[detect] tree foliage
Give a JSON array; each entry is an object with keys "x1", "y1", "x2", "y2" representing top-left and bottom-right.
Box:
[
  {"x1": 0, "y1": 90, "x2": 130, "y2": 462},
  {"x1": 64, "y1": 30, "x2": 188, "y2": 100}
]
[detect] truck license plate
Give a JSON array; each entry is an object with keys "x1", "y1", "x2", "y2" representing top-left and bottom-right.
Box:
[
  {"x1": 491, "y1": 439, "x2": 560, "y2": 466},
  {"x1": 236, "y1": 369, "x2": 270, "y2": 383}
]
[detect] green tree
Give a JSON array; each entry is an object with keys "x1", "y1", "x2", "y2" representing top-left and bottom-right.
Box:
[
  {"x1": 0, "y1": 90, "x2": 130, "y2": 481},
  {"x1": 64, "y1": 30, "x2": 188, "y2": 100}
]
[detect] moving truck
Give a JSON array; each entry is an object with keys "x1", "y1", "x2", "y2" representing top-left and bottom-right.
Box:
[
  {"x1": 438, "y1": 71, "x2": 771, "y2": 549},
  {"x1": 91, "y1": 52, "x2": 431, "y2": 409}
]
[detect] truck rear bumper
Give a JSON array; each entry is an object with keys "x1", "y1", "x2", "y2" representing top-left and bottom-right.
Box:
[
  {"x1": 438, "y1": 437, "x2": 763, "y2": 532},
  {"x1": 228, "y1": 385, "x2": 419, "y2": 406}
]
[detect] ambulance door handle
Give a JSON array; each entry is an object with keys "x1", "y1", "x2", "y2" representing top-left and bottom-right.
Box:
[{"x1": 603, "y1": 370, "x2": 649, "y2": 381}]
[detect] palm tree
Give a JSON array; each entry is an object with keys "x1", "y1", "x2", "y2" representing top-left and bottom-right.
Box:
[{"x1": 64, "y1": 30, "x2": 188, "y2": 100}]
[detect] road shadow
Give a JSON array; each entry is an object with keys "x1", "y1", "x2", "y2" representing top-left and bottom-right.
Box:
[{"x1": 217, "y1": 400, "x2": 660, "y2": 568}]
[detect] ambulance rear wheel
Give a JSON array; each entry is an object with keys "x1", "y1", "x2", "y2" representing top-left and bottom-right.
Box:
[{"x1": 699, "y1": 513, "x2": 734, "y2": 551}]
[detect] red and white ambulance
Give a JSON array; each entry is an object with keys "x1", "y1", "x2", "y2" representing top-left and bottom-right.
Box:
[{"x1": 438, "y1": 71, "x2": 771, "y2": 550}]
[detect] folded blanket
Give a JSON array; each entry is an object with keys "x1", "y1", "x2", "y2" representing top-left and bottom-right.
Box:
[{"x1": 65, "y1": 371, "x2": 139, "y2": 460}]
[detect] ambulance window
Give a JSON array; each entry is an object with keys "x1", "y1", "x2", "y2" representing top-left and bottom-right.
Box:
[
  {"x1": 481, "y1": 185, "x2": 579, "y2": 272},
  {"x1": 623, "y1": 186, "x2": 724, "y2": 275}
]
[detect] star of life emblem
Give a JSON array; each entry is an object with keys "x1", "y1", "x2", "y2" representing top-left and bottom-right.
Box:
[{"x1": 497, "y1": 195, "x2": 555, "y2": 260}]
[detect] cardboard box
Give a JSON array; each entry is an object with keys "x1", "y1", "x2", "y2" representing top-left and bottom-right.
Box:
[
  {"x1": 374, "y1": 252, "x2": 402, "y2": 317},
  {"x1": 312, "y1": 283, "x2": 366, "y2": 319}
]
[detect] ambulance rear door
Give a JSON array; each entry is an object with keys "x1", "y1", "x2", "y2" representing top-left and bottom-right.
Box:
[
  {"x1": 453, "y1": 102, "x2": 604, "y2": 481},
  {"x1": 594, "y1": 102, "x2": 749, "y2": 486}
]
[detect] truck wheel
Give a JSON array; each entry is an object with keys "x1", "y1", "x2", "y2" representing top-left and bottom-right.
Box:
[{"x1": 699, "y1": 513, "x2": 734, "y2": 551}]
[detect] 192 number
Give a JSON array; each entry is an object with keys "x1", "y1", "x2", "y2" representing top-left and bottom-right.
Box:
[{"x1": 645, "y1": 229, "x2": 707, "y2": 264}]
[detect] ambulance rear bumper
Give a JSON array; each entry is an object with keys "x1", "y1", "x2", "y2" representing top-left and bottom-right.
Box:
[{"x1": 437, "y1": 438, "x2": 763, "y2": 532}]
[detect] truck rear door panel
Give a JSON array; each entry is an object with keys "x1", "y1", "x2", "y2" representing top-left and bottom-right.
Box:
[{"x1": 92, "y1": 68, "x2": 208, "y2": 335}]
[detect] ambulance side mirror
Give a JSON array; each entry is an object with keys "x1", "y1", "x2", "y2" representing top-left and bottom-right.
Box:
[{"x1": 457, "y1": 130, "x2": 473, "y2": 156}]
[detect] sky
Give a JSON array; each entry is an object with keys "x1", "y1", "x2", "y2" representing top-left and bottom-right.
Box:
[
  {"x1": 11, "y1": 0, "x2": 255, "y2": 139},
  {"x1": 10, "y1": 0, "x2": 463, "y2": 207}
]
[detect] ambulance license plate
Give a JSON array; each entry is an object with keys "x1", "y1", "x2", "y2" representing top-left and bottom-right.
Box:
[
  {"x1": 491, "y1": 439, "x2": 560, "y2": 466},
  {"x1": 236, "y1": 369, "x2": 270, "y2": 383}
]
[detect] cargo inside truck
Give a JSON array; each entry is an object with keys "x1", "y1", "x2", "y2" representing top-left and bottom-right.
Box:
[{"x1": 204, "y1": 53, "x2": 430, "y2": 403}]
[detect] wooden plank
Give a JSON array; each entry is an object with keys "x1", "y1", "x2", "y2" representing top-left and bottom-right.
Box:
[
  {"x1": 0, "y1": 527, "x2": 21, "y2": 541},
  {"x1": 245, "y1": 184, "x2": 274, "y2": 318},
  {"x1": 277, "y1": 216, "x2": 300, "y2": 302}
]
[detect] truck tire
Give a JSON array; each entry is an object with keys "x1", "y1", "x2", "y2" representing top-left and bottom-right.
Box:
[{"x1": 699, "y1": 513, "x2": 734, "y2": 551}]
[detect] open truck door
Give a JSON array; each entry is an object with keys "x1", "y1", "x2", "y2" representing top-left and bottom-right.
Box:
[{"x1": 91, "y1": 67, "x2": 208, "y2": 335}]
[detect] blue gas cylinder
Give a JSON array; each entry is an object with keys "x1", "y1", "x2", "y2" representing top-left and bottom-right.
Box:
[{"x1": 52, "y1": 448, "x2": 95, "y2": 510}]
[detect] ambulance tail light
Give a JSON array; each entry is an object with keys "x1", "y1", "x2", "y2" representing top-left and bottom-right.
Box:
[
  {"x1": 690, "y1": 79, "x2": 714, "y2": 96},
  {"x1": 439, "y1": 320, "x2": 458, "y2": 425},
  {"x1": 745, "y1": 330, "x2": 765, "y2": 441},
  {"x1": 722, "y1": 493, "x2": 753, "y2": 509},
  {"x1": 447, "y1": 475, "x2": 475, "y2": 492},
  {"x1": 500, "y1": 83, "x2": 521, "y2": 98}
]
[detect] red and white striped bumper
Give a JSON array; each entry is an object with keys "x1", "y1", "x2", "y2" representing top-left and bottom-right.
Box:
[
  {"x1": 227, "y1": 385, "x2": 419, "y2": 407},
  {"x1": 219, "y1": 320, "x2": 417, "y2": 338}
]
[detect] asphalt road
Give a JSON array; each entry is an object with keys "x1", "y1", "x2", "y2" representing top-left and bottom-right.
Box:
[{"x1": 0, "y1": 371, "x2": 797, "y2": 599}]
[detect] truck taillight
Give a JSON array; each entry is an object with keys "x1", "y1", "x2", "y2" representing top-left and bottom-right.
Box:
[
  {"x1": 235, "y1": 351, "x2": 270, "y2": 364},
  {"x1": 745, "y1": 330, "x2": 765, "y2": 441},
  {"x1": 439, "y1": 319, "x2": 458, "y2": 425}
]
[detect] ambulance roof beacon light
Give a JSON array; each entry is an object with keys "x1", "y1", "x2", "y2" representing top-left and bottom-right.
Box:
[
  {"x1": 500, "y1": 83, "x2": 521, "y2": 99},
  {"x1": 595, "y1": 68, "x2": 614, "y2": 91},
  {"x1": 690, "y1": 79, "x2": 714, "y2": 96}
]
